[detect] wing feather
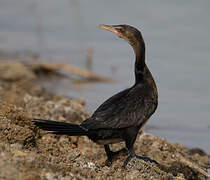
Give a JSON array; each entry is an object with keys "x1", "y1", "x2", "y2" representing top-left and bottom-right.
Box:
[{"x1": 81, "y1": 84, "x2": 157, "y2": 130}]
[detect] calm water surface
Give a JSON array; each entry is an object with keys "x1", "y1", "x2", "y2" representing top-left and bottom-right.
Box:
[{"x1": 0, "y1": 0, "x2": 210, "y2": 152}]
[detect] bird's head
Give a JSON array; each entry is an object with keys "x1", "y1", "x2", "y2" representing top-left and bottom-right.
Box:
[{"x1": 99, "y1": 24, "x2": 144, "y2": 48}]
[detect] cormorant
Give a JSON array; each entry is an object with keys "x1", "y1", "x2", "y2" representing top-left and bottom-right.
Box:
[{"x1": 33, "y1": 24, "x2": 158, "y2": 167}]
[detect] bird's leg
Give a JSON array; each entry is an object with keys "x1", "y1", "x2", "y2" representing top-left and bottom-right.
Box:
[
  {"x1": 104, "y1": 145, "x2": 128, "y2": 166},
  {"x1": 123, "y1": 146, "x2": 136, "y2": 167},
  {"x1": 104, "y1": 145, "x2": 114, "y2": 166},
  {"x1": 123, "y1": 140, "x2": 158, "y2": 167},
  {"x1": 123, "y1": 128, "x2": 138, "y2": 167}
]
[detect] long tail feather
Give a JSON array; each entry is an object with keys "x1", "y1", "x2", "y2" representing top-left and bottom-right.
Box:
[{"x1": 32, "y1": 119, "x2": 88, "y2": 136}]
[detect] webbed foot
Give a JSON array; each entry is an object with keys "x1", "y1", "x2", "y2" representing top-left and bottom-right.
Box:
[
  {"x1": 105, "y1": 158, "x2": 113, "y2": 167},
  {"x1": 123, "y1": 154, "x2": 158, "y2": 167}
]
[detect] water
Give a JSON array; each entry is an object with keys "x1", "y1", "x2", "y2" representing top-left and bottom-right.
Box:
[{"x1": 0, "y1": 0, "x2": 210, "y2": 153}]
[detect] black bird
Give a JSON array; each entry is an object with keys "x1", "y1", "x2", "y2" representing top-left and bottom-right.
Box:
[{"x1": 33, "y1": 24, "x2": 158, "y2": 167}]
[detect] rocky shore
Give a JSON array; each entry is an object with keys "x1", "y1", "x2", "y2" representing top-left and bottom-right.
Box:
[{"x1": 0, "y1": 61, "x2": 209, "y2": 180}]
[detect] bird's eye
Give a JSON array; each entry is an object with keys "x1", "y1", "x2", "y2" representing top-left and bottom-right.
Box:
[
  {"x1": 118, "y1": 28, "x2": 124, "y2": 33},
  {"x1": 115, "y1": 27, "x2": 124, "y2": 33}
]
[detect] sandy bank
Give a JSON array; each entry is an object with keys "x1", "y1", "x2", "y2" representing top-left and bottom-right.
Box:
[{"x1": 0, "y1": 61, "x2": 209, "y2": 180}]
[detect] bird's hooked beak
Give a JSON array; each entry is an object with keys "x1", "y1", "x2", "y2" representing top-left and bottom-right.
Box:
[{"x1": 99, "y1": 24, "x2": 123, "y2": 38}]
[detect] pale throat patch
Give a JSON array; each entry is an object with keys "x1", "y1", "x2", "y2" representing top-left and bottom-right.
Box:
[{"x1": 96, "y1": 138, "x2": 123, "y2": 145}]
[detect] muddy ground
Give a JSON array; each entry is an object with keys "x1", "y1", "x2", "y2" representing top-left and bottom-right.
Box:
[{"x1": 0, "y1": 61, "x2": 209, "y2": 180}]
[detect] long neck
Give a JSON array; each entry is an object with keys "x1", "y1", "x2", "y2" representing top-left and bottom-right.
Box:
[{"x1": 133, "y1": 40, "x2": 145, "y2": 83}]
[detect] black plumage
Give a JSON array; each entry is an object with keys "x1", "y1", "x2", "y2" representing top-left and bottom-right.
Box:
[{"x1": 33, "y1": 24, "x2": 158, "y2": 167}]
